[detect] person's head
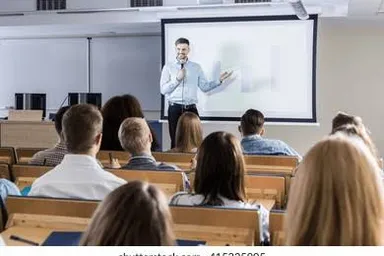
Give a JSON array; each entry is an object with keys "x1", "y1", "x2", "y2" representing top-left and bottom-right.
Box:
[
  {"x1": 80, "y1": 181, "x2": 175, "y2": 246},
  {"x1": 194, "y1": 131, "x2": 246, "y2": 206},
  {"x1": 101, "y1": 95, "x2": 145, "y2": 150},
  {"x1": 174, "y1": 112, "x2": 203, "y2": 153},
  {"x1": 332, "y1": 121, "x2": 380, "y2": 166},
  {"x1": 118, "y1": 117, "x2": 152, "y2": 155},
  {"x1": 240, "y1": 109, "x2": 265, "y2": 136},
  {"x1": 331, "y1": 111, "x2": 364, "y2": 132},
  {"x1": 62, "y1": 104, "x2": 103, "y2": 156},
  {"x1": 54, "y1": 105, "x2": 71, "y2": 140},
  {"x1": 286, "y1": 134, "x2": 384, "y2": 245},
  {"x1": 175, "y1": 37, "x2": 190, "y2": 62}
]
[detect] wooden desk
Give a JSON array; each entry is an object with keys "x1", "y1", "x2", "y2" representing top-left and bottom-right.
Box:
[{"x1": 0, "y1": 121, "x2": 57, "y2": 148}]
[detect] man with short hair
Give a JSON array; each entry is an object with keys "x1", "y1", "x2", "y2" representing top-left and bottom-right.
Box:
[
  {"x1": 239, "y1": 109, "x2": 301, "y2": 158},
  {"x1": 160, "y1": 37, "x2": 232, "y2": 148},
  {"x1": 29, "y1": 106, "x2": 70, "y2": 166},
  {"x1": 29, "y1": 104, "x2": 126, "y2": 200},
  {"x1": 119, "y1": 117, "x2": 179, "y2": 171}
]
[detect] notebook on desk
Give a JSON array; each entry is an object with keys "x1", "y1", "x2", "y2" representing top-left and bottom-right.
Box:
[{"x1": 42, "y1": 232, "x2": 82, "y2": 246}]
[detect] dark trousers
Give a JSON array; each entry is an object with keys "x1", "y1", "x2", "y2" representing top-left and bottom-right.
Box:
[{"x1": 168, "y1": 103, "x2": 199, "y2": 148}]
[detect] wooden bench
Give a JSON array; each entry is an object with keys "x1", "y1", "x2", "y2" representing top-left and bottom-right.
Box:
[
  {"x1": 2, "y1": 196, "x2": 263, "y2": 246},
  {"x1": 0, "y1": 163, "x2": 12, "y2": 180},
  {"x1": 2, "y1": 196, "x2": 98, "y2": 246},
  {"x1": 270, "y1": 210, "x2": 285, "y2": 246},
  {"x1": 110, "y1": 169, "x2": 187, "y2": 197},
  {"x1": 15, "y1": 148, "x2": 46, "y2": 164},
  {"x1": 0, "y1": 147, "x2": 16, "y2": 165},
  {"x1": 171, "y1": 205, "x2": 263, "y2": 245},
  {"x1": 188, "y1": 173, "x2": 285, "y2": 209},
  {"x1": 152, "y1": 152, "x2": 195, "y2": 170},
  {"x1": 11, "y1": 165, "x2": 188, "y2": 197}
]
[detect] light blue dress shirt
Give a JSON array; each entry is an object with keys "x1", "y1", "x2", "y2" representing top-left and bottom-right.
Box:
[
  {"x1": 0, "y1": 179, "x2": 20, "y2": 202},
  {"x1": 241, "y1": 134, "x2": 301, "y2": 160},
  {"x1": 160, "y1": 60, "x2": 221, "y2": 105}
]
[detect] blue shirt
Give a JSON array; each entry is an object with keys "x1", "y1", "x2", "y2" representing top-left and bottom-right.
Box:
[
  {"x1": 160, "y1": 60, "x2": 221, "y2": 105},
  {"x1": 241, "y1": 134, "x2": 301, "y2": 159},
  {"x1": 0, "y1": 179, "x2": 20, "y2": 202}
]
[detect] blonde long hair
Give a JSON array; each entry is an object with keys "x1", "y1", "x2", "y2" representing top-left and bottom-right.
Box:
[
  {"x1": 172, "y1": 112, "x2": 203, "y2": 153},
  {"x1": 286, "y1": 134, "x2": 384, "y2": 245}
]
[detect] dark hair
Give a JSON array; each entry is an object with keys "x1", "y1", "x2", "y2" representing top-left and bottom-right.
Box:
[
  {"x1": 175, "y1": 38, "x2": 189, "y2": 46},
  {"x1": 80, "y1": 181, "x2": 175, "y2": 246},
  {"x1": 101, "y1": 94, "x2": 159, "y2": 151},
  {"x1": 240, "y1": 109, "x2": 265, "y2": 136},
  {"x1": 173, "y1": 112, "x2": 202, "y2": 153},
  {"x1": 332, "y1": 112, "x2": 363, "y2": 132},
  {"x1": 62, "y1": 104, "x2": 103, "y2": 154},
  {"x1": 194, "y1": 131, "x2": 246, "y2": 206},
  {"x1": 54, "y1": 106, "x2": 71, "y2": 137}
]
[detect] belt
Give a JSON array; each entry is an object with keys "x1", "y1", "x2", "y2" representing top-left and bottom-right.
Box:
[{"x1": 169, "y1": 102, "x2": 196, "y2": 109}]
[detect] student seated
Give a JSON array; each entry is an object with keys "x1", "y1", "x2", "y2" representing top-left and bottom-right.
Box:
[
  {"x1": 29, "y1": 104, "x2": 126, "y2": 200},
  {"x1": 239, "y1": 109, "x2": 300, "y2": 158},
  {"x1": 286, "y1": 134, "x2": 384, "y2": 245},
  {"x1": 331, "y1": 111, "x2": 381, "y2": 166},
  {"x1": 119, "y1": 117, "x2": 179, "y2": 171},
  {"x1": 170, "y1": 131, "x2": 269, "y2": 243},
  {"x1": 81, "y1": 181, "x2": 175, "y2": 245},
  {"x1": 101, "y1": 94, "x2": 159, "y2": 151},
  {"x1": 169, "y1": 112, "x2": 202, "y2": 153},
  {"x1": 29, "y1": 106, "x2": 70, "y2": 166}
]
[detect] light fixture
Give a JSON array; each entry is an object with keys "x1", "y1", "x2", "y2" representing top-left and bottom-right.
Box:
[{"x1": 289, "y1": 0, "x2": 309, "y2": 20}]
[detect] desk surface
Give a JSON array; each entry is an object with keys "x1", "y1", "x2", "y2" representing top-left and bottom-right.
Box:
[
  {"x1": 2, "y1": 226, "x2": 55, "y2": 246},
  {"x1": 253, "y1": 199, "x2": 275, "y2": 211}
]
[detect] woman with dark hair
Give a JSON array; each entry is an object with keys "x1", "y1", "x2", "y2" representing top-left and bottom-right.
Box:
[
  {"x1": 170, "y1": 131, "x2": 269, "y2": 242},
  {"x1": 81, "y1": 181, "x2": 175, "y2": 246},
  {"x1": 100, "y1": 95, "x2": 159, "y2": 151},
  {"x1": 169, "y1": 112, "x2": 202, "y2": 153}
]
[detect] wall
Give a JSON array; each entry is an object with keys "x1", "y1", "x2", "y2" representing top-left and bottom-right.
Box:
[{"x1": 159, "y1": 18, "x2": 384, "y2": 156}]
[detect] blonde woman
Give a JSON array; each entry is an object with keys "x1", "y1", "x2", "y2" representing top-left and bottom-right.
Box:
[
  {"x1": 170, "y1": 112, "x2": 203, "y2": 153},
  {"x1": 286, "y1": 134, "x2": 384, "y2": 245}
]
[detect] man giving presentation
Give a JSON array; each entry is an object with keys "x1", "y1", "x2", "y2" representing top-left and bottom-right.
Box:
[{"x1": 160, "y1": 37, "x2": 232, "y2": 148}]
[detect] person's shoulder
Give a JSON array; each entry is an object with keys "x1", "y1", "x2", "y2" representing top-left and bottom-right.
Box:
[
  {"x1": 169, "y1": 192, "x2": 203, "y2": 206},
  {"x1": 158, "y1": 162, "x2": 180, "y2": 171}
]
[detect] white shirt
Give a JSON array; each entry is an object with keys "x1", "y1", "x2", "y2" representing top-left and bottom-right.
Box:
[{"x1": 29, "y1": 154, "x2": 126, "y2": 200}]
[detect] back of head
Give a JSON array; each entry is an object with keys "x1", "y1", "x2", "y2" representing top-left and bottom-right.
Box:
[
  {"x1": 240, "y1": 109, "x2": 264, "y2": 136},
  {"x1": 194, "y1": 131, "x2": 246, "y2": 205},
  {"x1": 118, "y1": 117, "x2": 151, "y2": 155},
  {"x1": 286, "y1": 134, "x2": 384, "y2": 245},
  {"x1": 54, "y1": 106, "x2": 71, "y2": 138},
  {"x1": 332, "y1": 112, "x2": 363, "y2": 132},
  {"x1": 80, "y1": 181, "x2": 175, "y2": 246},
  {"x1": 62, "y1": 104, "x2": 103, "y2": 154},
  {"x1": 174, "y1": 112, "x2": 202, "y2": 153},
  {"x1": 101, "y1": 95, "x2": 144, "y2": 150}
]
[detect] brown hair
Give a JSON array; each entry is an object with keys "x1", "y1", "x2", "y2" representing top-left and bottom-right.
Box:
[
  {"x1": 118, "y1": 117, "x2": 151, "y2": 155},
  {"x1": 286, "y1": 134, "x2": 384, "y2": 245},
  {"x1": 331, "y1": 112, "x2": 363, "y2": 132},
  {"x1": 54, "y1": 105, "x2": 71, "y2": 137},
  {"x1": 101, "y1": 94, "x2": 159, "y2": 151},
  {"x1": 172, "y1": 112, "x2": 202, "y2": 153},
  {"x1": 194, "y1": 131, "x2": 246, "y2": 206},
  {"x1": 240, "y1": 109, "x2": 264, "y2": 136},
  {"x1": 81, "y1": 181, "x2": 175, "y2": 246},
  {"x1": 331, "y1": 115, "x2": 380, "y2": 165},
  {"x1": 62, "y1": 104, "x2": 102, "y2": 154}
]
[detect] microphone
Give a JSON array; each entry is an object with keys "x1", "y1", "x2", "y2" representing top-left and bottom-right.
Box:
[{"x1": 181, "y1": 63, "x2": 184, "y2": 69}]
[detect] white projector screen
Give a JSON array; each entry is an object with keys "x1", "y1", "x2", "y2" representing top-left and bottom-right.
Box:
[{"x1": 161, "y1": 15, "x2": 317, "y2": 122}]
